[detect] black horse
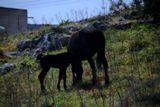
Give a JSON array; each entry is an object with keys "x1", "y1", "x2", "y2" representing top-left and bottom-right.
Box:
[
  {"x1": 67, "y1": 27, "x2": 109, "y2": 85},
  {"x1": 37, "y1": 52, "x2": 76, "y2": 92}
]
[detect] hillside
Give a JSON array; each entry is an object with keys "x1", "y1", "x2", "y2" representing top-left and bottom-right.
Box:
[{"x1": 0, "y1": 13, "x2": 160, "y2": 107}]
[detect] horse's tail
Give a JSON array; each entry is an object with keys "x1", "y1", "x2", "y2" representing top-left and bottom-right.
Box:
[
  {"x1": 37, "y1": 53, "x2": 44, "y2": 60},
  {"x1": 96, "y1": 31, "x2": 107, "y2": 70}
]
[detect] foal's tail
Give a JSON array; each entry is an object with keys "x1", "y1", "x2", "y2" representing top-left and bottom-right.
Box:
[{"x1": 36, "y1": 53, "x2": 44, "y2": 60}]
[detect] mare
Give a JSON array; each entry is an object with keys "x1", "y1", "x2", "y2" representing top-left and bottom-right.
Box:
[{"x1": 67, "y1": 27, "x2": 109, "y2": 85}]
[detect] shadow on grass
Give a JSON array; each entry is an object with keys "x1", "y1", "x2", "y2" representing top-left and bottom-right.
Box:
[
  {"x1": 135, "y1": 93, "x2": 160, "y2": 106},
  {"x1": 72, "y1": 76, "x2": 111, "y2": 91}
]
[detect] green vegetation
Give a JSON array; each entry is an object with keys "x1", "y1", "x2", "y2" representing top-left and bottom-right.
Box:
[
  {"x1": 59, "y1": 19, "x2": 74, "y2": 26},
  {"x1": 0, "y1": 23, "x2": 160, "y2": 107},
  {"x1": 1, "y1": 0, "x2": 160, "y2": 105}
]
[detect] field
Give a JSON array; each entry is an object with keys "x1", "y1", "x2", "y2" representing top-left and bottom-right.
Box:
[{"x1": 0, "y1": 24, "x2": 160, "y2": 107}]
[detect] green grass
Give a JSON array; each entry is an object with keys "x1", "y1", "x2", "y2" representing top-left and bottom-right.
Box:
[{"x1": 0, "y1": 24, "x2": 160, "y2": 107}]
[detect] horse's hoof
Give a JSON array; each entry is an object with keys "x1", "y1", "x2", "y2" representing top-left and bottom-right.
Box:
[
  {"x1": 40, "y1": 90, "x2": 47, "y2": 95},
  {"x1": 105, "y1": 81, "x2": 111, "y2": 86},
  {"x1": 64, "y1": 88, "x2": 67, "y2": 91},
  {"x1": 57, "y1": 85, "x2": 60, "y2": 91},
  {"x1": 92, "y1": 79, "x2": 97, "y2": 85},
  {"x1": 72, "y1": 81, "x2": 78, "y2": 86}
]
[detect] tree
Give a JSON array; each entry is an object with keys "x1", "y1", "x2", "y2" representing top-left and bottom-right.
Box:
[
  {"x1": 108, "y1": 0, "x2": 128, "y2": 12},
  {"x1": 143, "y1": 0, "x2": 160, "y2": 23},
  {"x1": 130, "y1": 0, "x2": 143, "y2": 10}
]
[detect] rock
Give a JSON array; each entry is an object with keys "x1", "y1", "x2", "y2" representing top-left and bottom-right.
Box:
[
  {"x1": 123, "y1": 14, "x2": 132, "y2": 19},
  {"x1": 16, "y1": 32, "x2": 71, "y2": 53},
  {"x1": 131, "y1": 10, "x2": 139, "y2": 16},
  {"x1": 14, "y1": 66, "x2": 30, "y2": 74},
  {"x1": 17, "y1": 39, "x2": 32, "y2": 51},
  {"x1": 114, "y1": 22, "x2": 132, "y2": 30},
  {"x1": 30, "y1": 48, "x2": 42, "y2": 59},
  {"x1": 92, "y1": 21, "x2": 109, "y2": 31},
  {"x1": 118, "y1": 17, "x2": 125, "y2": 22},
  {"x1": 41, "y1": 40, "x2": 52, "y2": 52},
  {"x1": 51, "y1": 34, "x2": 70, "y2": 49},
  {"x1": 62, "y1": 25, "x2": 79, "y2": 34},
  {"x1": 4, "y1": 52, "x2": 20, "y2": 58},
  {"x1": 22, "y1": 48, "x2": 30, "y2": 55},
  {"x1": 0, "y1": 63, "x2": 16, "y2": 74},
  {"x1": 78, "y1": 18, "x2": 89, "y2": 24}
]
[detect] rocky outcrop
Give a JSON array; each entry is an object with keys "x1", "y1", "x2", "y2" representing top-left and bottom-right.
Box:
[
  {"x1": 16, "y1": 32, "x2": 71, "y2": 53},
  {"x1": 0, "y1": 63, "x2": 16, "y2": 74},
  {"x1": 17, "y1": 39, "x2": 32, "y2": 52}
]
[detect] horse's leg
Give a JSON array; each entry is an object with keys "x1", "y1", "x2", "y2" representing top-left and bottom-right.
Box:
[
  {"x1": 62, "y1": 68, "x2": 67, "y2": 90},
  {"x1": 96, "y1": 55, "x2": 102, "y2": 70},
  {"x1": 88, "y1": 58, "x2": 96, "y2": 85},
  {"x1": 71, "y1": 60, "x2": 83, "y2": 85},
  {"x1": 57, "y1": 69, "x2": 63, "y2": 91},
  {"x1": 77, "y1": 60, "x2": 83, "y2": 83},
  {"x1": 38, "y1": 67, "x2": 50, "y2": 91},
  {"x1": 102, "y1": 55, "x2": 110, "y2": 84},
  {"x1": 71, "y1": 62, "x2": 77, "y2": 85}
]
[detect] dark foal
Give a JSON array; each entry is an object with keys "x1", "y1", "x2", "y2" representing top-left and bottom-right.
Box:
[
  {"x1": 67, "y1": 27, "x2": 109, "y2": 85},
  {"x1": 37, "y1": 52, "x2": 76, "y2": 91}
]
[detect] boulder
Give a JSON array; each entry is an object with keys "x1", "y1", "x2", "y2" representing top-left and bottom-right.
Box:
[
  {"x1": 30, "y1": 48, "x2": 42, "y2": 59},
  {"x1": 4, "y1": 52, "x2": 20, "y2": 58},
  {"x1": 14, "y1": 66, "x2": 30, "y2": 74},
  {"x1": 114, "y1": 22, "x2": 132, "y2": 30},
  {"x1": 62, "y1": 25, "x2": 79, "y2": 34},
  {"x1": 51, "y1": 34, "x2": 70, "y2": 49},
  {"x1": 78, "y1": 18, "x2": 89, "y2": 24},
  {"x1": 118, "y1": 17, "x2": 125, "y2": 22},
  {"x1": 22, "y1": 48, "x2": 31, "y2": 55},
  {"x1": 0, "y1": 63, "x2": 16, "y2": 74},
  {"x1": 16, "y1": 31, "x2": 71, "y2": 53},
  {"x1": 16, "y1": 39, "x2": 32, "y2": 51}
]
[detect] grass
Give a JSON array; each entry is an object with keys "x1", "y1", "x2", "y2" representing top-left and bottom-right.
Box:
[{"x1": 0, "y1": 23, "x2": 160, "y2": 107}]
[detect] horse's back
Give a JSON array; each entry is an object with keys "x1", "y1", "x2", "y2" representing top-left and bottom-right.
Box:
[{"x1": 67, "y1": 27, "x2": 105, "y2": 59}]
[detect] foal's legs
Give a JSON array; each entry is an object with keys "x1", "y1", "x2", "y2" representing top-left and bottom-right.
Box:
[
  {"x1": 72, "y1": 60, "x2": 83, "y2": 85},
  {"x1": 57, "y1": 68, "x2": 67, "y2": 90},
  {"x1": 88, "y1": 58, "x2": 96, "y2": 85},
  {"x1": 62, "y1": 69, "x2": 67, "y2": 90},
  {"x1": 57, "y1": 69, "x2": 62, "y2": 90},
  {"x1": 71, "y1": 62, "x2": 77, "y2": 85},
  {"x1": 38, "y1": 67, "x2": 50, "y2": 91}
]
